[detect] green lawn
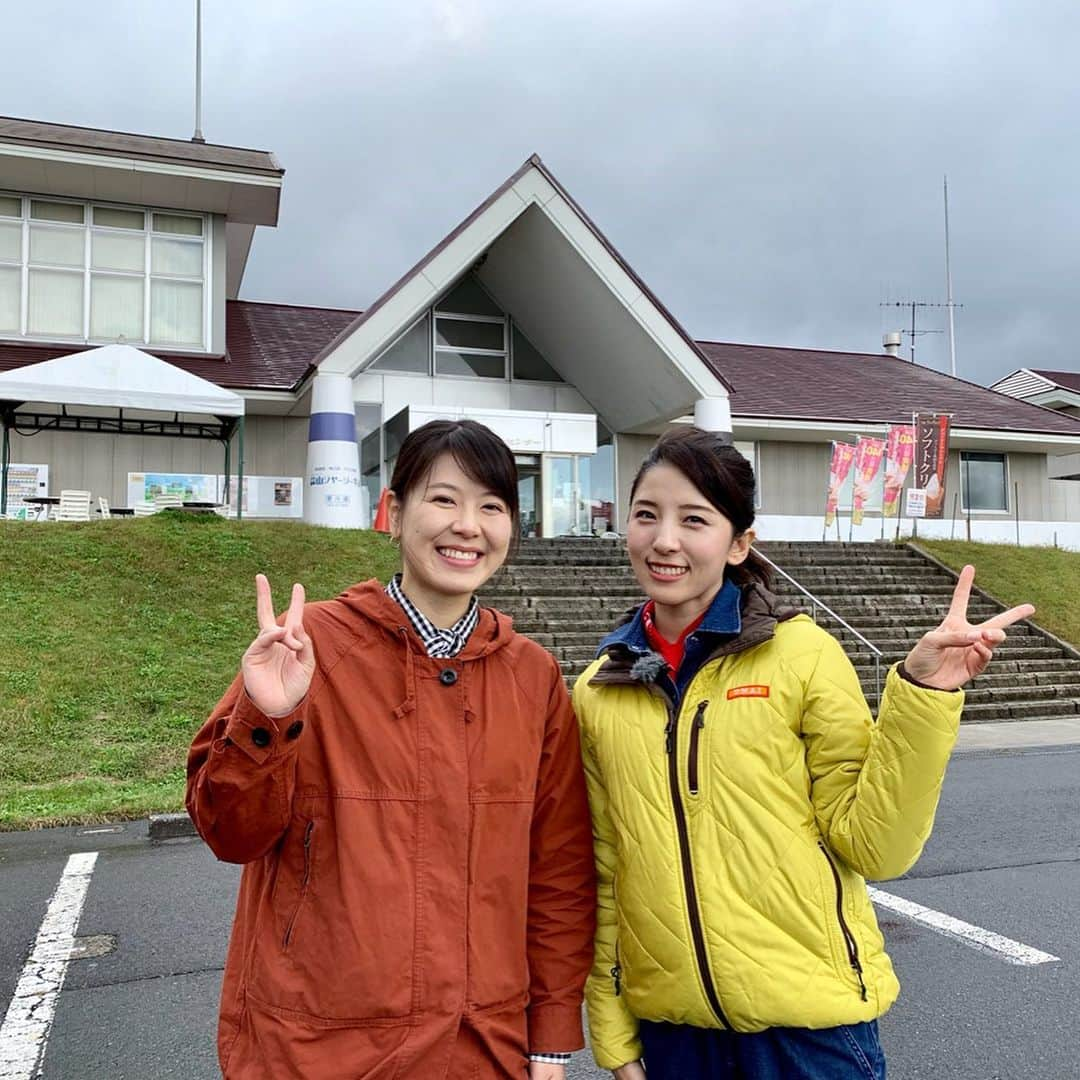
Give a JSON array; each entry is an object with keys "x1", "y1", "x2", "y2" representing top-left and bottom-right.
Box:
[
  {"x1": 0, "y1": 515, "x2": 397, "y2": 830},
  {"x1": 914, "y1": 540, "x2": 1080, "y2": 647}
]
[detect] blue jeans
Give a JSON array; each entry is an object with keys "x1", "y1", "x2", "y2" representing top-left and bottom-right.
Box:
[{"x1": 638, "y1": 1018, "x2": 886, "y2": 1080}]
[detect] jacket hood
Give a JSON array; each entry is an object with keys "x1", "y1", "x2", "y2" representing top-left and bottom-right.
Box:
[{"x1": 335, "y1": 579, "x2": 516, "y2": 661}]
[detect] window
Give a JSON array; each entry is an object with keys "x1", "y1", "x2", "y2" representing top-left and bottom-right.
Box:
[
  {"x1": 512, "y1": 326, "x2": 563, "y2": 382},
  {"x1": 371, "y1": 315, "x2": 431, "y2": 373},
  {"x1": 434, "y1": 274, "x2": 507, "y2": 379},
  {"x1": 961, "y1": 452, "x2": 1008, "y2": 512},
  {"x1": 0, "y1": 192, "x2": 206, "y2": 349}
]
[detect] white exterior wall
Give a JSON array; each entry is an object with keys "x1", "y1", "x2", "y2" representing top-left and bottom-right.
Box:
[{"x1": 351, "y1": 371, "x2": 592, "y2": 417}]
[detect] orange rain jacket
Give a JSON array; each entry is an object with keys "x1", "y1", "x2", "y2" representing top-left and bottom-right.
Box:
[{"x1": 187, "y1": 581, "x2": 596, "y2": 1079}]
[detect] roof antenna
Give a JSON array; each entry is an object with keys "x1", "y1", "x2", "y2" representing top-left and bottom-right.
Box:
[{"x1": 191, "y1": 0, "x2": 206, "y2": 143}]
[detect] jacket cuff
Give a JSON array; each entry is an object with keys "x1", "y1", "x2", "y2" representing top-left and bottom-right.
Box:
[
  {"x1": 897, "y1": 662, "x2": 961, "y2": 693},
  {"x1": 527, "y1": 1003, "x2": 585, "y2": 1055},
  {"x1": 222, "y1": 692, "x2": 307, "y2": 766}
]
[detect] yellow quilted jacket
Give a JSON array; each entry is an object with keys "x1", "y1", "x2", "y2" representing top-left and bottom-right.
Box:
[{"x1": 573, "y1": 583, "x2": 963, "y2": 1070}]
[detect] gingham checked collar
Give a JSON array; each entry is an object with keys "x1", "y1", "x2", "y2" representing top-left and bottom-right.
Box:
[{"x1": 385, "y1": 574, "x2": 479, "y2": 659}]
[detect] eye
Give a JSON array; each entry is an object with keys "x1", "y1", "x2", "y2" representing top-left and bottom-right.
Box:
[
  {"x1": 684, "y1": 515, "x2": 707, "y2": 526},
  {"x1": 632, "y1": 509, "x2": 656, "y2": 521},
  {"x1": 431, "y1": 494, "x2": 455, "y2": 506},
  {"x1": 482, "y1": 501, "x2": 507, "y2": 514}
]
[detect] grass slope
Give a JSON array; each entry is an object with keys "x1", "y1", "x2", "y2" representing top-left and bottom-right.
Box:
[
  {"x1": 915, "y1": 540, "x2": 1080, "y2": 647},
  {"x1": 0, "y1": 516, "x2": 397, "y2": 830}
]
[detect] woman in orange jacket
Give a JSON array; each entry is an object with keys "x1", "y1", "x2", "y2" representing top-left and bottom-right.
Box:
[{"x1": 187, "y1": 420, "x2": 596, "y2": 1079}]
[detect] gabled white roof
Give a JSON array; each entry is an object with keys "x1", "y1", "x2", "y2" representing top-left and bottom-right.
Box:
[
  {"x1": 0, "y1": 343, "x2": 244, "y2": 416},
  {"x1": 313, "y1": 155, "x2": 730, "y2": 433}
]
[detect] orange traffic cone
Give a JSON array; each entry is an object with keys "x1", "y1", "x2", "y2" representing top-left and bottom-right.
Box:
[{"x1": 373, "y1": 487, "x2": 392, "y2": 533}]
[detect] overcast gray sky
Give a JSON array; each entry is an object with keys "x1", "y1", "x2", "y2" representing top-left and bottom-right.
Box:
[{"x1": 5, "y1": 0, "x2": 1078, "y2": 385}]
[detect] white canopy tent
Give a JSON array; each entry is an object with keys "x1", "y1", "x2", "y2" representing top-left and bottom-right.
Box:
[{"x1": 0, "y1": 343, "x2": 246, "y2": 517}]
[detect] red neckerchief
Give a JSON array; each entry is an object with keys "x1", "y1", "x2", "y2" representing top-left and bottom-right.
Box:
[{"x1": 642, "y1": 600, "x2": 707, "y2": 679}]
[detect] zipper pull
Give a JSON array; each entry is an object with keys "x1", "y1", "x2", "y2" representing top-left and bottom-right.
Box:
[
  {"x1": 851, "y1": 955, "x2": 868, "y2": 1001},
  {"x1": 610, "y1": 963, "x2": 622, "y2": 996},
  {"x1": 664, "y1": 717, "x2": 675, "y2": 754},
  {"x1": 694, "y1": 702, "x2": 707, "y2": 730}
]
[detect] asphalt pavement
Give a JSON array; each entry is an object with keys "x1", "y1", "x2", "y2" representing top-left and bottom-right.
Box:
[{"x1": 1, "y1": 739, "x2": 1077, "y2": 1079}]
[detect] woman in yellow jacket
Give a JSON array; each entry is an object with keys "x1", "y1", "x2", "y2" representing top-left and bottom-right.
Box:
[{"x1": 573, "y1": 427, "x2": 1034, "y2": 1080}]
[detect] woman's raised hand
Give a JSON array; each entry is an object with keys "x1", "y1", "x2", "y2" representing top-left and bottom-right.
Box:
[
  {"x1": 241, "y1": 574, "x2": 316, "y2": 717},
  {"x1": 902, "y1": 564, "x2": 1035, "y2": 692}
]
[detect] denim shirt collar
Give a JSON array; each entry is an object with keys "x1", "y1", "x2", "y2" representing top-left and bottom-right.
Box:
[{"x1": 598, "y1": 577, "x2": 743, "y2": 657}]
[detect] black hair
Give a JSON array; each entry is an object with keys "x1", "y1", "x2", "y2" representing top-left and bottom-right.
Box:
[
  {"x1": 389, "y1": 420, "x2": 520, "y2": 549},
  {"x1": 629, "y1": 426, "x2": 771, "y2": 590}
]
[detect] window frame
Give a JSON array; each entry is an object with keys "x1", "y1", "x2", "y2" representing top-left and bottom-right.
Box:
[
  {"x1": 0, "y1": 190, "x2": 210, "y2": 352},
  {"x1": 960, "y1": 451, "x2": 1010, "y2": 514}
]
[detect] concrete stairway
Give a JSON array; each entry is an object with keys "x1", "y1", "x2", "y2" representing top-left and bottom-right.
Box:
[{"x1": 481, "y1": 538, "x2": 1080, "y2": 724}]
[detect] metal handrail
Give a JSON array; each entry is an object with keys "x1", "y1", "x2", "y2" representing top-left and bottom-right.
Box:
[{"x1": 754, "y1": 549, "x2": 883, "y2": 710}]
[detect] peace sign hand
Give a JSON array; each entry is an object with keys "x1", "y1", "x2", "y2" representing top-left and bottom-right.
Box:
[
  {"x1": 902, "y1": 564, "x2": 1035, "y2": 691},
  {"x1": 241, "y1": 574, "x2": 316, "y2": 718}
]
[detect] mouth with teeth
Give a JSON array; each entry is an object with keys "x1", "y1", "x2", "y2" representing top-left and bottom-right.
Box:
[
  {"x1": 646, "y1": 561, "x2": 688, "y2": 579},
  {"x1": 437, "y1": 546, "x2": 483, "y2": 566}
]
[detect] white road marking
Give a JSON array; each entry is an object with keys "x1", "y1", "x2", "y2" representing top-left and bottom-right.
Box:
[
  {"x1": 0, "y1": 852, "x2": 99, "y2": 1079},
  {"x1": 868, "y1": 885, "x2": 1060, "y2": 966}
]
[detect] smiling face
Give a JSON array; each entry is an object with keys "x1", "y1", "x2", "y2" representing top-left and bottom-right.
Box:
[
  {"x1": 627, "y1": 462, "x2": 751, "y2": 639},
  {"x1": 390, "y1": 452, "x2": 514, "y2": 626}
]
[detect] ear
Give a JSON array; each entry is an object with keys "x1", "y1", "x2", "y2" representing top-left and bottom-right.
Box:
[
  {"x1": 726, "y1": 528, "x2": 754, "y2": 567},
  {"x1": 387, "y1": 490, "x2": 403, "y2": 539}
]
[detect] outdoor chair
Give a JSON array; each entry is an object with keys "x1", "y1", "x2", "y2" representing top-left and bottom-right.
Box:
[
  {"x1": 98, "y1": 497, "x2": 112, "y2": 519},
  {"x1": 152, "y1": 492, "x2": 183, "y2": 511},
  {"x1": 133, "y1": 503, "x2": 157, "y2": 517},
  {"x1": 53, "y1": 490, "x2": 92, "y2": 522}
]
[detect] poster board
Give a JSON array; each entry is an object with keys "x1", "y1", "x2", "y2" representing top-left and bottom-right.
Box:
[
  {"x1": 217, "y1": 475, "x2": 303, "y2": 519},
  {"x1": 127, "y1": 472, "x2": 218, "y2": 506}
]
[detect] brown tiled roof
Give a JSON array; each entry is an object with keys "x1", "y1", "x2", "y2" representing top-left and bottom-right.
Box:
[
  {"x1": 698, "y1": 341, "x2": 1080, "y2": 437},
  {"x1": 1030, "y1": 369, "x2": 1080, "y2": 393},
  {"x1": 0, "y1": 116, "x2": 282, "y2": 176},
  {"x1": 0, "y1": 300, "x2": 359, "y2": 393}
]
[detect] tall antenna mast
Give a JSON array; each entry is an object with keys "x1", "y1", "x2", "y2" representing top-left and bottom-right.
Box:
[
  {"x1": 943, "y1": 175, "x2": 957, "y2": 376},
  {"x1": 192, "y1": 0, "x2": 206, "y2": 143}
]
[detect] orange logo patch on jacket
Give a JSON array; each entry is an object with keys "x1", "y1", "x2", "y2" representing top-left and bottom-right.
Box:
[{"x1": 727, "y1": 685, "x2": 770, "y2": 700}]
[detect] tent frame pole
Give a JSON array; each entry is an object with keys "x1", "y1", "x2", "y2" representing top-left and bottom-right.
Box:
[
  {"x1": 237, "y1": 416, "x2": 245, "y2": 522},
  {"x1": 0, "y1": 408, "x2": 10, "y2": 517}
]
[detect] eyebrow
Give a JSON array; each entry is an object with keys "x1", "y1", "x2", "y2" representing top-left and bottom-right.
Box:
[
  {"x1": 426, "y1": 481, "x2": 505, "y2": 500},
  {"x1": 633, "y1": 498, "x2": 715, "y2": 514}
]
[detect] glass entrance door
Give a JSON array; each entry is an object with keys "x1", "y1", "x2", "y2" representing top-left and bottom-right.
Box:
[
  {"x1": 517, "y1": 460, "x2": 541, "y2": 538},
  {"x1": 543, "y1": 454, "x2": 589, "y2": 537}
]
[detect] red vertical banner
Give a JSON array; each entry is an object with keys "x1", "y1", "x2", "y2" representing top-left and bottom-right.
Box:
[
  {"x1": 824, "y1": 441, "x2": 856, "y2": 529},
  {"x1": 851, "y1": 436, "x2": 886, "y2": 525},
  {"x1": 914, "y1": 413, "x2": 952, "y2": 519},
  {"x1": 882, "y1": 425, "x2": 915, "y2": 518}
]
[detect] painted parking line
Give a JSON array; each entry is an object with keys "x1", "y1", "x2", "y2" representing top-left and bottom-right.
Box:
[
  {"x1": 0, "y1": 852, "x2": 99, "y2": 1080},
  {"x1": 868, "y1": 886, "x2": 1060, "y2": 966}
]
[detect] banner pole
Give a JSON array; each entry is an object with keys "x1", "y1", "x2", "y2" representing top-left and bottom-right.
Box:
[{"x1": 1015, "y1": 481, "x2": 1020, "y2": 546}]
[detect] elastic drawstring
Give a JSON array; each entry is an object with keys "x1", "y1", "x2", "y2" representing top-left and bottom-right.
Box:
[{"x1": 393, "y1": 627, "x2": 418, "y2": 720}]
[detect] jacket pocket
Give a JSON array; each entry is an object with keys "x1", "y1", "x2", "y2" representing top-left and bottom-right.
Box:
[
  {"x1": 282, "y1": 819, "x2": 315, "y2": 950},
  {"x1": 687, "y1": 702, "x2": 707, "y2": 796},
  {"x1": 818, "y1": 842, "x2": 868, "y2": 1001}
]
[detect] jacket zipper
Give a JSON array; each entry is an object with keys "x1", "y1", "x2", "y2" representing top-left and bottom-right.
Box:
[
  {"x1": 662, "y1": 694, "x2": 731, "y2": 1029},
  {"x1": 818, "y1": 842, "x2": 868, "y2": 1001},
  {"x1": 283, "y1": 820, "x2": 315, "y2": 949},
  {"x1": 610, "y1": 876, "x2": 623, "y2": 996},
  {"x1": 688, "y1": 701, "x2": 706, "y2": 796}
]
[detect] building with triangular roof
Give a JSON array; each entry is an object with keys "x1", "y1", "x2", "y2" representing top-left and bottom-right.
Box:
[{"x1": 3, "y1": 115, "x2": 1080, "y2": 543}]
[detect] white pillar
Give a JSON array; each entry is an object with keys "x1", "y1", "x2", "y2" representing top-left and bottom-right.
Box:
[
  {"x1": 693, "y1": 396, "x2": 733, "y2": 437},
  {"x1": 304, "y1": 373, "x2": 365, "y2": 528}
]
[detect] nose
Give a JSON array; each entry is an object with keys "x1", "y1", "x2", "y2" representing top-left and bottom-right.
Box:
[
  {"x1": 652, "y1": 519, "x2": 680, "y2": 554},
  {"x1": 451, "y1": 504, "x2": 481, "y2": 537}
]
